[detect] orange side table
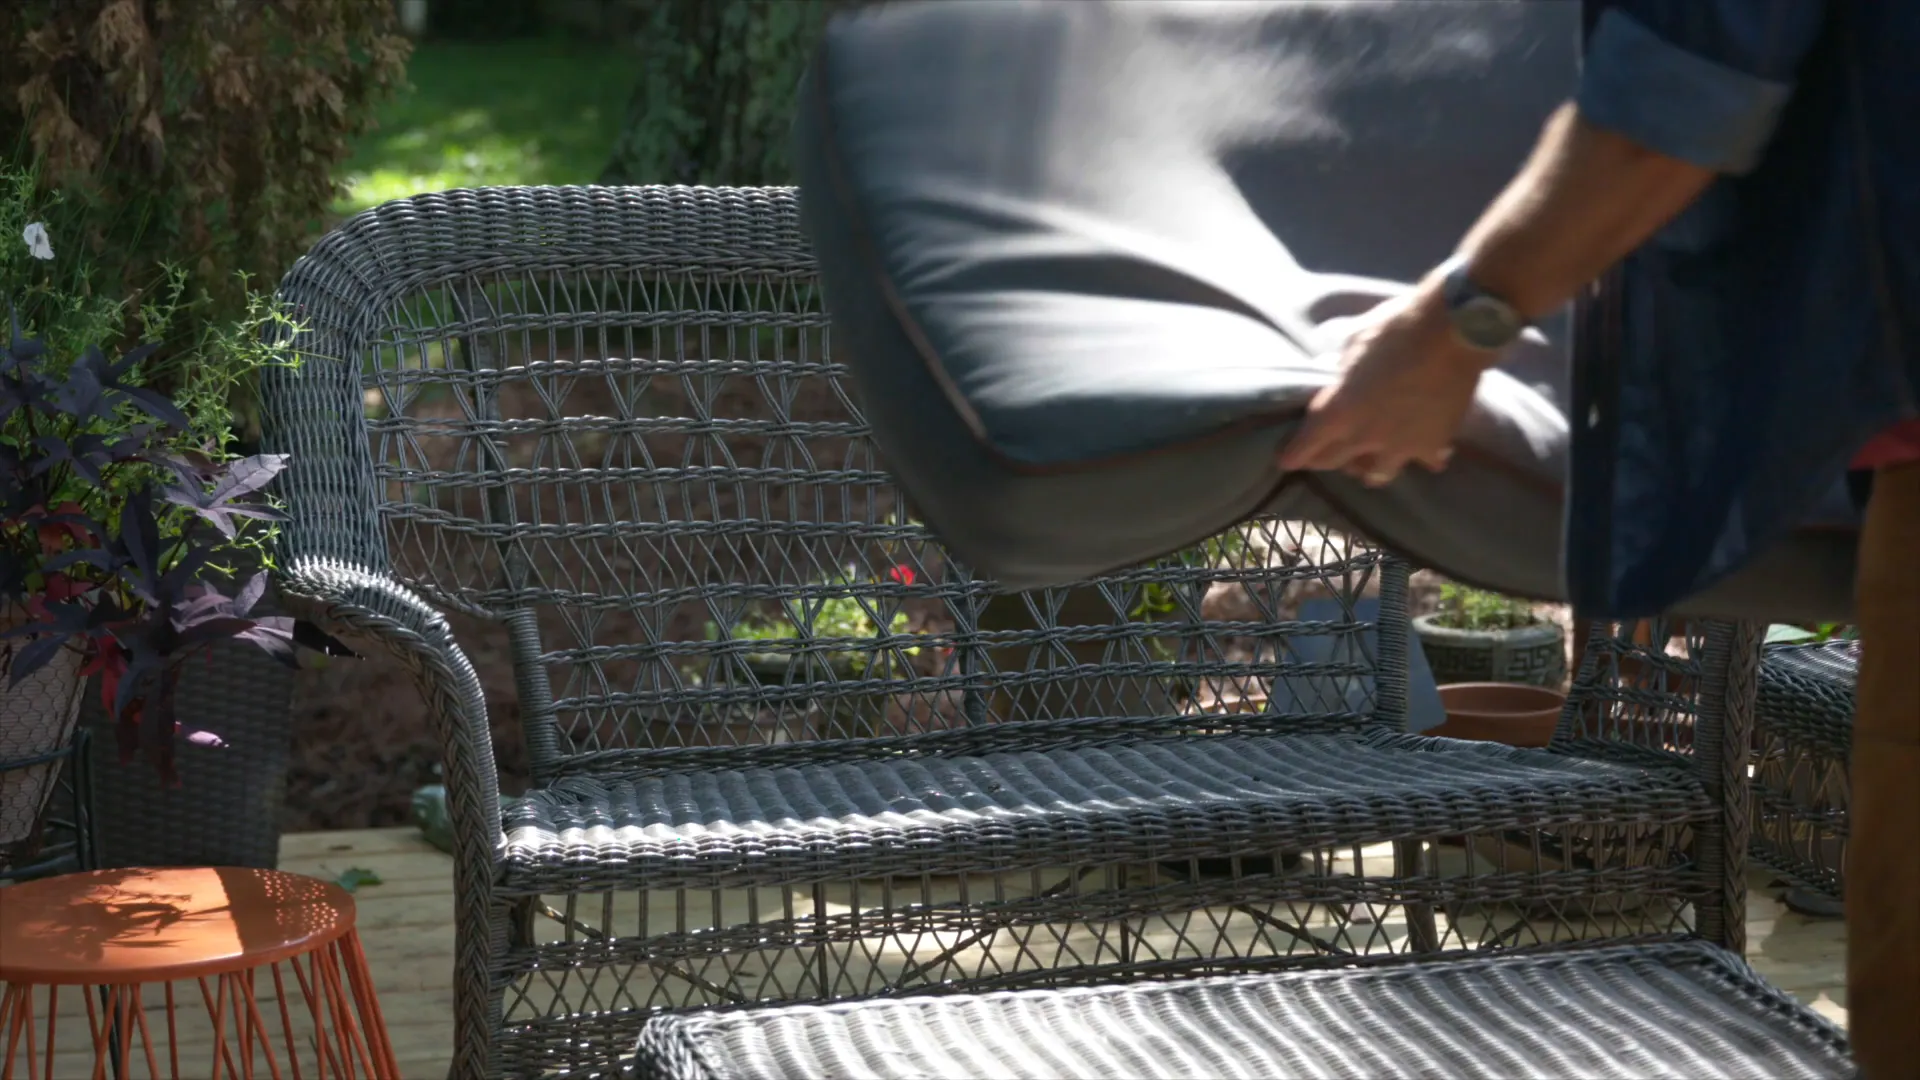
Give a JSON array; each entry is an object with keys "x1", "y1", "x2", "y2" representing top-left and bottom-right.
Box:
[{"x1": 0, "y1": 867, "x2": 399, "y2": 1080}]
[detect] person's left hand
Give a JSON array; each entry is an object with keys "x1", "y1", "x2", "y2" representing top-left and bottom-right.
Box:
[{"x1": 1277, "y1": 287, "x2": 1495, "y2": 486}]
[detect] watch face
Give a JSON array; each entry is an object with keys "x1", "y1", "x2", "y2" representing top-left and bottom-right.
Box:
[{"x1": 1454, "y1": 296, "x2": 1521, "y2": 350}]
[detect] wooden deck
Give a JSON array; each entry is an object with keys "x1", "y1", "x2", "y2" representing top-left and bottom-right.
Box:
[{"x1": 267, "y1": 827, "x2": 1848, "y2": 1078}]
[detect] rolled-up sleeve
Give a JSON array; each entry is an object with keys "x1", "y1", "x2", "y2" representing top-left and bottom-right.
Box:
[{"x1": 1576, "y1": 1, "x2": 1827, "y2": 175}]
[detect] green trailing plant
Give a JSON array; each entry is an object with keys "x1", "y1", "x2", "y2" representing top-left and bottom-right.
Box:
[
  {"x1": 1429, "y1": 583, "x2": 1541, "y2": 632},
  {"x1": 1131, "y1": 532, "x2": 1255, "y2": 624},
  {"x1": 0, "y1": 165, "x2": 301, "y2": 499}
]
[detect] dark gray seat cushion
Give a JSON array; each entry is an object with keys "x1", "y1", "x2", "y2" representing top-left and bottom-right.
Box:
[{"x1": 795, "y1": 0, "x2": 1857, "y2": 620}]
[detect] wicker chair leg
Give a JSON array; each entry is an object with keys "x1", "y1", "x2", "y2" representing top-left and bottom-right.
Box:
[
  {"x1": 1693, "y1": 620, "x2": 1763, "y2": 953},
  {"x1": 1396, "y1": 839, "x2": 1442, "y2": 952}
]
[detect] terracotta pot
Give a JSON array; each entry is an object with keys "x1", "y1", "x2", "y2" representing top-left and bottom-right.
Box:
[{"x1": 1431, "y1": 682, "x2": 1567, "y2": 748}]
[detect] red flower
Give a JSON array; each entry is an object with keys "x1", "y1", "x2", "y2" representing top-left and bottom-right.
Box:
[{"x1": 886, "y1": 565, "x2": 917, "y2": 586}]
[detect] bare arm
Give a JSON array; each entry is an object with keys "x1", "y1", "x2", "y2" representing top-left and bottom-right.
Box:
[
  {"x1": 1403, "y1": 104, "x2": 1717, "y2": 374},
  {"x1": 1279, "y1": 4, "x2": 1823, "y2": 482},
  {"x1": 1277, "y1": 107, "x2": 1713, "y2": 475}
]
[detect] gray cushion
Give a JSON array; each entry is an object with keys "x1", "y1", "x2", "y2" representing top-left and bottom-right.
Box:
[{"x1": 795, "y1": 0, "x2": 1857, "y2": 620}]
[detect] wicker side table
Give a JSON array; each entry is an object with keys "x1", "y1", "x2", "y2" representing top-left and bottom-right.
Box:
[{"x1": 1750, "y1": 639, "x2": 1856, "y2": 916}]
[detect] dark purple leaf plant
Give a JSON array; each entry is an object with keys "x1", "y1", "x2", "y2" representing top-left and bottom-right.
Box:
[{"x1": 1, "y1": 308, "x2": 345, "y2": 782}]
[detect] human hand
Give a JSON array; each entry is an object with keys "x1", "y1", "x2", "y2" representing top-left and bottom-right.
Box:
[{"x1": 1277, "y1": 287, "x2": 1494, "y2": 486}]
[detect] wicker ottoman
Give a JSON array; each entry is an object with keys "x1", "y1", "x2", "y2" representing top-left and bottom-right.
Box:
[
  {"x1": 633, "y1": 940, "x2": 1851, "y2": 1079},
  {"x1": 1751, "y1": 640, "x2": 1857, "y2": 915}
]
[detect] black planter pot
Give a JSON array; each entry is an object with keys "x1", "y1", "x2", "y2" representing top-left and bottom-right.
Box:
[{"x1": 83, "y1": 598, "x2": 296, "y2": 869}]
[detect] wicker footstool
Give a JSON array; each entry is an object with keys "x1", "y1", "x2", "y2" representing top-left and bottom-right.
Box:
[
  {"x1": 633, "y1": 941, "x2": 1851, "y2": 1079},
  {"x1": 1752, "y1": 640, "x2": 1857, "y2": 915}
]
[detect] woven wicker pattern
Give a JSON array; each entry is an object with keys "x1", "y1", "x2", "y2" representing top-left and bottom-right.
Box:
[
  {"x1": 261, "y1": 186, "x2": 1763, "y2": 1078},
  {"x1": 1751, "y1": 640, "x2": 1856, "y2": 902},
  {"x1": 0, "y1": 608, "x2": 86, "y2": 864},
  {"x1": 81, "y1": 629, "x2": 296, "y2": 869},
  {"x1": 634, "y1": 940, "x2": 1851, "y2": 1080}
]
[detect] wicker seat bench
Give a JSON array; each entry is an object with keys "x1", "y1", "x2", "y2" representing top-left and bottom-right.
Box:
[
  {"x1": 505, "y1": 730, "x2": 1707, "y2": 893},
  {"x1": 634, "y1": 940, "x2": 1851, "y2": 1080}
]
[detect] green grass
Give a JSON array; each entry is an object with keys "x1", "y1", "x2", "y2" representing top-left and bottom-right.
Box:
[{"x1": 334, "y1": 38, "x2": 634, "y2": 216}]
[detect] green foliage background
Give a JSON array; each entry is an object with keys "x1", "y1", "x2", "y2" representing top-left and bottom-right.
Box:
[
  {"x1": 0, "y1": 0, "x2": 409, "y2": 427},
  {"x1": 600, "y1": 0, "x2": 841, "y2": 186}
]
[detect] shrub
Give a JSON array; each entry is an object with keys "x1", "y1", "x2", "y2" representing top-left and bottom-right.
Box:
[
  {"x1": 0, "y1": 0, "x2": 409, "y2": 429},
  {"x1": 599, "y1": 0, "x2": 839, "y2": 185}
]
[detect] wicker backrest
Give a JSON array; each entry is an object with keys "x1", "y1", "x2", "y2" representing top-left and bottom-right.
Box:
[{"x1": 266, "y1": 186, "x2": 1403, "y2": 773}]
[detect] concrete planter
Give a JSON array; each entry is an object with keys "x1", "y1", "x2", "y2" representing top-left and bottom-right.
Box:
[{"x1": 1413, "y1": 614, "x2": 1566, "y2": 688}]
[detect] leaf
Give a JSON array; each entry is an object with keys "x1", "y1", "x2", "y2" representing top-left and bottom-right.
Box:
[
  {"x1": 161, "y1": 454, "x2": 290, "y2": 538},
  {"x1": 46, "y1": 350, "x2": 108, "y2": 418},
  {"x1": 180, "y1": 727, "x2": 227, "y2": 749},
  {"x1": 172, "y1": 615, "x2": 258, "y2": 647},
  {"x1": 31, "y1": 428, "x2": 157, "y2": 484},
  {"x1": 232, "y1": 571, "x2": 269, "y2": 616},
  {"x1": 121, "y1": 386, "x2": 192, "y2": 430},
  {"x1": 215, "y1": 454, "x2": 290, "y2": 499},
  {"x1": 117, "y1": 488, "x2": 165, "y2": 589},
  {"x1": 5, "y1": 633, "x2": 72, "y2": 686},
  {"x1": 334, "y1": 867, "x2": 382, "y2": 893},
  {"x1": 43, "y1": 547, "x2": 125, "y2": 576},
  {"x1": 88, "y1": 340, "x2": 189, "y2": 430},
  {"x1": 7, "y1": 306, "x2": 46, "y2": 364}
]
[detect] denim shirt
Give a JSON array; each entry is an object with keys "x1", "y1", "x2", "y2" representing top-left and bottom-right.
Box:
[{"x1": 1567, "y1": 0, "x2": 1920, "y2": 617}]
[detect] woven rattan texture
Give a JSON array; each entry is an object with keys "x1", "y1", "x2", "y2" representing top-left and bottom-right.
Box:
[
  {"x1": 633, "y1": 939, "x2": 1850, "y2": 1080},
  {"x1": 261, "y1": 186, "x2": 1763, "y2": 1078},
  {"x1": 501, "y1": 730, "x2": 1709, "y2": 893},
  {"x1": 1751, "y1": 640, "x2": 1856, "y2": 901},
  {"x1": 80, "y1": 629, "x2": 296, "y2": 869}
]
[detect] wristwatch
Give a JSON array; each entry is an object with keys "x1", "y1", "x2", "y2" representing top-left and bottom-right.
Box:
[{"x1": 1438, "y1": 253, "x2": 1529, "y2": 351}]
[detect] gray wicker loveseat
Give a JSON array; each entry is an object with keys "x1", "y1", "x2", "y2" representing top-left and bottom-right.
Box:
[{"x1": 262, "y1": 185, "x2": 1832, "y2": 1078}]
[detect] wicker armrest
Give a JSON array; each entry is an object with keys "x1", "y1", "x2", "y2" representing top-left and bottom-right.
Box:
[{"x1": 277, "y1": 557, "x2": 505, "y2": 855}]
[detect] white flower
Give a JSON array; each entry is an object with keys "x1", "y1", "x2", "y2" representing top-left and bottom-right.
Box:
[{"x1": 22, "y1": 222, "x2": 52, "y2": 260}]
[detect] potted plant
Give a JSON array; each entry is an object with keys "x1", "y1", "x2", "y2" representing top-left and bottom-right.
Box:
[
  {"x1": 0, "y1": 315, "x2": 340, "y2": 865},
  {"x1": 1414, "y1": 583, "x2": 1567, "y2": 689},
  {"x1": 1410, "y1": 584, "x2": 1567, "y2": 748},
  {"x1": 704, "y1": 563, "x2": 929, "y2": 740}
]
